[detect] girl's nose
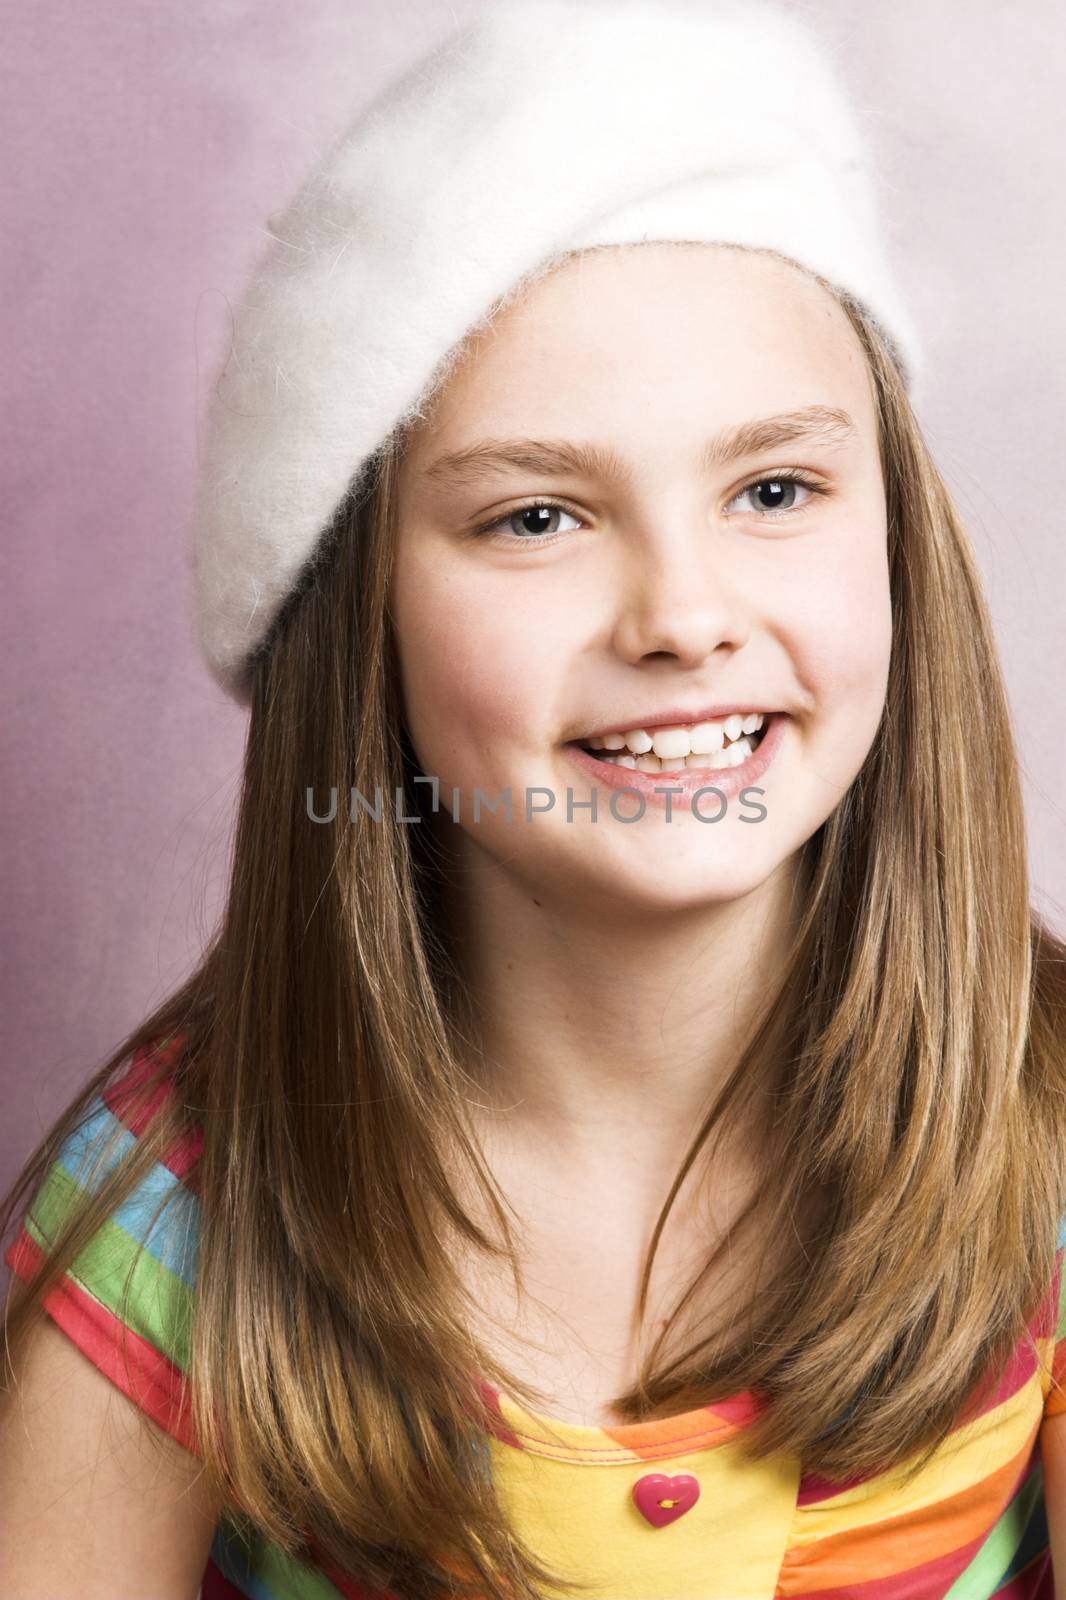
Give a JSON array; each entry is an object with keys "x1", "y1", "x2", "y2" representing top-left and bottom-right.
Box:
[{"x1": 609, "y1": 536, "x2": 753, "y2": 668}]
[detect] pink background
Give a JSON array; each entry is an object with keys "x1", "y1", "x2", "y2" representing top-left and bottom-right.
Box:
[{"x1": 3, "y1": 0, "x2": 1065, "y2": 1213}]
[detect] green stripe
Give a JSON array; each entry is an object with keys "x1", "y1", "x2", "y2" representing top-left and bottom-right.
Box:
[
  {"x1": 942, "y1": 1458, "x2": 1044, "y2": 1599},
  {"x1": 214, "y1": 1514, "x2": 348, "y2": 1599},
  {"x1": 24, "y1": 1164, "x2": 193, "y2": 1371},
  {"x1": 256, "y1": 1539, "x2": 349, "y2": 1599}
]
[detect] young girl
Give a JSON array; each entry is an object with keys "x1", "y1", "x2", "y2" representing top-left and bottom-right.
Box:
[{"x1": 3, "y1": 2, "x2": 1066, "y2": 1597}]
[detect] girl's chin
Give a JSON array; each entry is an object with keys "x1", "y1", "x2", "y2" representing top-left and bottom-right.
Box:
[
  {"x1": 539, "y1": 808, "x2": 791, "y2": 886},
  {"x1": 539, "y1": 854, "x2": 789, "y2": 918}
]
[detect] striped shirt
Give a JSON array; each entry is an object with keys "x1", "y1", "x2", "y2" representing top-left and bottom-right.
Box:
[{"x1": 6, "y1": 1040, "x2": 1066, "y2": 1599}]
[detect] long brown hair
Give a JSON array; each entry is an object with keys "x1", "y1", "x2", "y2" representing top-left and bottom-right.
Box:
[{"x1": 4, "y1": 277, "x2": 1066, "y2": 1600}]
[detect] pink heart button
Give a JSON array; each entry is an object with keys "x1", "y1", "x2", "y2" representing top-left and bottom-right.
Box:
[{"x1": 632, "y1": 1471, "x2": 701, "y2": 1528}]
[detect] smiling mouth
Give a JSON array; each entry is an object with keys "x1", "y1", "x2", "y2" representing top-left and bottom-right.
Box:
[{"x1": 575, "y1": 713, "x2": 772, "y2": 772}]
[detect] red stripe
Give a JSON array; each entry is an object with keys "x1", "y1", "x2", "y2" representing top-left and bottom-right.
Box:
[
  {"x1": 102, "y1": 1035, "x2": 204, "y2": 1193},
  {"x1": 473, "y1": 1378, "x2": 526, "y2": 1450},
  {"x1": 4, "y1": 1226, "x2": 200, "y2": 1456},
  {"x1": 993, "y1": 1550, "x2": 1055, "y2": 1597},
  {"x1": 199, "y1": 1557, "x2": 252, "y2": 1599}
]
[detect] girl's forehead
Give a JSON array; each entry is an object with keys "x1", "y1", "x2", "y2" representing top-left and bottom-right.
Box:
[
  {"x1": 399, "y1": 252, "x2": 873, "y2": 490},
  {"x1": 485, "y1": 243, "x2": 852, "y2": 353}
]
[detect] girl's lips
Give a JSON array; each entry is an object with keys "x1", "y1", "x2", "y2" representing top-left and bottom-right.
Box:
[{"x1": 563, "y1": 712, "x2": 788, "y2": 809}]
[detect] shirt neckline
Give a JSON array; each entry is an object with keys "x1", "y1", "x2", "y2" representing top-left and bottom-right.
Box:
[{"x1": 479, "y1": 1378, "x2": 767, "y2": 1465}]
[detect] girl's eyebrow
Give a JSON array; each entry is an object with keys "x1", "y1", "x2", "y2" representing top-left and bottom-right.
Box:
[{"x1": 421, "y1": 405, "x2": 856, "y2": 489}]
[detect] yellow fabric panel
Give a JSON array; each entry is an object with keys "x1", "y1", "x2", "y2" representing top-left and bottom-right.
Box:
[{"x1": 489, "y1": 1426, "x2": 800, "y2": 1599}]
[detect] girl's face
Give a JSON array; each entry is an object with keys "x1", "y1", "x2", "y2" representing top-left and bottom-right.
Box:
[{"x1": 391, "y1": 243, "x2": 891, "y2": 912}]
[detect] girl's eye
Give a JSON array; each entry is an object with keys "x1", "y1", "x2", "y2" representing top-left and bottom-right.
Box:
[
  {"x1": 472, "y1": 499, "x2": 584, "y2": 543},
  {"x1": 470, "y1": 471, "x2": 825, "y2": 546},
  {"x1": 724, "y1": 471, "x2": 823, "y2": 518}
]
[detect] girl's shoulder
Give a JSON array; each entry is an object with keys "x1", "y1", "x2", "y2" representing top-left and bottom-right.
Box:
[{"x1": 4, "y1": 1032, "x2": 203, "y2": 1454}]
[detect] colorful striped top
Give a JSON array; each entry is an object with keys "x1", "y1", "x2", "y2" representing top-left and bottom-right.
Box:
[{"x1": 6, "y1": 1039, "x2": 1066, "y2": 1599}]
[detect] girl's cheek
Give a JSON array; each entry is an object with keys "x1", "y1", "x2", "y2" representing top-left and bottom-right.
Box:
[
  {"x1": 778, "y1": 534, "x2": 892, "y2": 694},
  {"x1": 393, "y1": 564, "x2": 560, "y2": 775},
  {"x1": 776, "y1": 565, "x2": 893, "y2": 780}
]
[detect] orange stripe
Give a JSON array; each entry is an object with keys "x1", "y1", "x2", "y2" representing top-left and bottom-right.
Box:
[{"x1": 781, "y1": 1439, "x2": 1036, "y2": 1593}]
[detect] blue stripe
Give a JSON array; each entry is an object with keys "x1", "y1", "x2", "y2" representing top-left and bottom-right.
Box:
[
  {"x1": 55, "y1": 1098, "x2": 199, "y2": 1290},
  {"x1": 208, "y1": 1522, "x2": 278, "y2": 1599}
]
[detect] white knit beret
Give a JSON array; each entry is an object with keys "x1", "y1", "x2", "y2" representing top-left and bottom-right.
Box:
[{"x1": 193, "y1": 0, "x2": 922, "y2": 704}]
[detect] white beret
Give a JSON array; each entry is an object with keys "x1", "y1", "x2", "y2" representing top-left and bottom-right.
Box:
[{"x1": 193, "y1": 0, "x2": 922, "y2": 703}]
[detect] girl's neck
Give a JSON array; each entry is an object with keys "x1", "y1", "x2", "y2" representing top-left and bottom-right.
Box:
[{"x1": 448, "y1": 841, "x2": 804, "y2": 1179}]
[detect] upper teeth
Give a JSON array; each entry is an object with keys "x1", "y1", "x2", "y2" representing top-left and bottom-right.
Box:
[{"x1": 586, "y1": 712, "x2": 766, "y2": 758}]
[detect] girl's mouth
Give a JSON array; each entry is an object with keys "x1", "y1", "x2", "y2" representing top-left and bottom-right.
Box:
[
  {"x1": 575, "y1": 711, "x2": 771, "y2": 774},
  {"x1": 563, "y1": 711, "x2": 787, "y2": 809}
]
